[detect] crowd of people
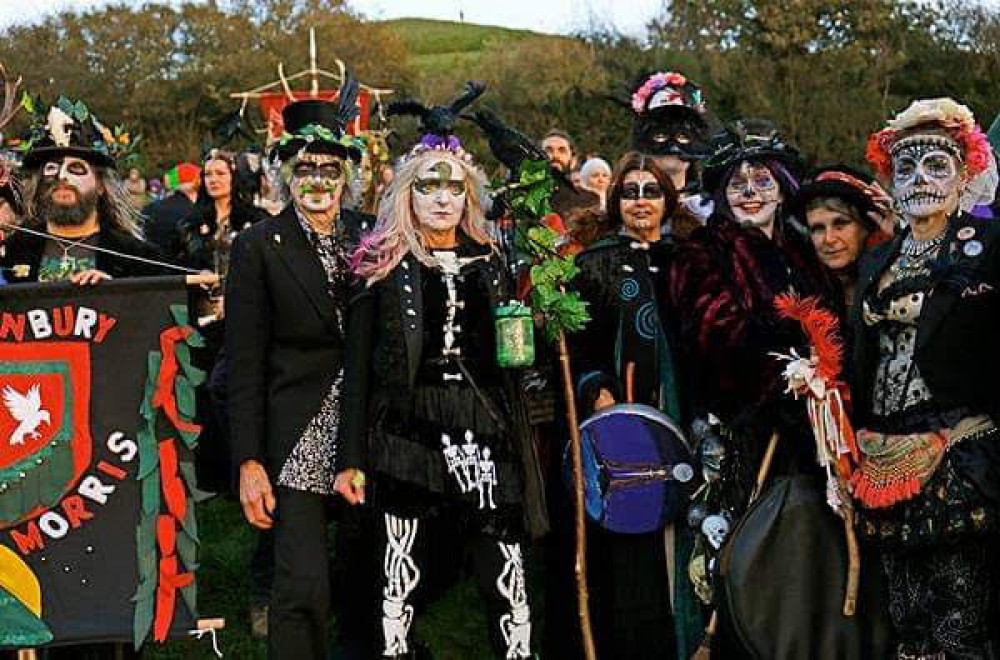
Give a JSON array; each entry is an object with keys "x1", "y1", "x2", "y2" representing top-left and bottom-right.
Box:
[{"x1": 0, "y1": 63, "x2": 998, "y2": 660}]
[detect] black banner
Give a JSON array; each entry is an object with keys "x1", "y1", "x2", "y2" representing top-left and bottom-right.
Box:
[{"x1": 0, "y1": 277, "x2": 200, "y2": 648}]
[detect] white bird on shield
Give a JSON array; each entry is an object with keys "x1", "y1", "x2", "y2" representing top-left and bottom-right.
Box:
[{"x1": 2, "y1": 384, "x2": 50, "y2": 446}]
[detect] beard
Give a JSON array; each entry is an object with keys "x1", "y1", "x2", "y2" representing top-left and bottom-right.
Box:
[{"x1": 36, "y1": 180, "x2": 99, "y2": 227}]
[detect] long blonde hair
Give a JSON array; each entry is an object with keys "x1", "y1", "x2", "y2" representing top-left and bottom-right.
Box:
[{"x1": 352, "y1": 149, "x2": 493, "y2": 285}]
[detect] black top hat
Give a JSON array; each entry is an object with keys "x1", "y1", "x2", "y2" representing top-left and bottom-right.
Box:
[
  {"x1": 701, "y1": 119, "x2": 804, "y2": 194},
  {"x1": 274, "y1": 75, "x2": 363, "y2": 162},
  {"x1": 21, "y1": 97, "x2": 131, "y2": 170},
  {"x1": 790, "y1": 165, "x2": 882, "y2": 229}
]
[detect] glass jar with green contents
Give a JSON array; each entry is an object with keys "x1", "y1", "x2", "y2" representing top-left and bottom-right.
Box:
[{"x1": 494, "y1": 301, "x2": 535, "y2": 368}]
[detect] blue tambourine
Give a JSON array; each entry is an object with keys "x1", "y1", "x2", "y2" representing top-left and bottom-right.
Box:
[{"x1": 564, "y1": 403, "x2": 697, "y2": 534}]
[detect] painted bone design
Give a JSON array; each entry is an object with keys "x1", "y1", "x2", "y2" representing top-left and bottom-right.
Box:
[{"x1": 381, "y1": 514, "x2": 421, "y2": 656}]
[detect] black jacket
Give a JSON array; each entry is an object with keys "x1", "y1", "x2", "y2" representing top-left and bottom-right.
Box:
[
  {"x1": 142, "y1": 192, "x2": 195, "y2": 260},
  {"x1": 0, "y1": 222, "x2": 167, "y2": 283},
  {"x1": 224, "y1": 205, "x2": 371, "y2": 476},
  {"x1": 340, "y1": 241, "x2": 549, "y2": 536},
  {"x1": 176, "y1": 202, "x2": 263, "y2": 271},
  {"x1": 852, "y1": 213, "x2": 1000, "y2": 426},
  {"x1": 570, "y1": 232, "x2": 683, "y2": 420}
]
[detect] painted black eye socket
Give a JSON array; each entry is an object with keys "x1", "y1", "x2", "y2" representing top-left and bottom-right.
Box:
[
  {"x1": 42, "y1": 159, "x2": 91, "y2": 177},
  {"x1": 293, "y1": 162, "x2": 342, "y2": 179},
  {"x1": 413, "y1": 178, "x2": 466, "y2": 196},
  {"x1": 621, "y1": 183, "x2": 664, "y2": 200}
]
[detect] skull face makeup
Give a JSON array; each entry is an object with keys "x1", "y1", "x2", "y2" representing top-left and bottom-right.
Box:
[
  {"x1": 287, "y1": 151, "x2": 346, "y2": 215},
  {"x1": 725, "y1": 161, "x2": 783, "y2": 234},
  {"x1": 411, "y1": 157, "x2": 467, "y2": 234},
  {"x1": 37, "y1": 156, "x2": 100, "y2": 227},
  {"x1": 891, "y1": 134, "x2": 963, "y2": 220}
]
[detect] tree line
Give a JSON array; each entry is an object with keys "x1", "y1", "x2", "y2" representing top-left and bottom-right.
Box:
[{"x1": 0, "y1": 0, "x2": 996, "y2": 174}]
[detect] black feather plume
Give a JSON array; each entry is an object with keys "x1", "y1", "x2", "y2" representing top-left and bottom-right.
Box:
[{"x1": 337, "y1": 73, "x2": 361, "y2": 128}]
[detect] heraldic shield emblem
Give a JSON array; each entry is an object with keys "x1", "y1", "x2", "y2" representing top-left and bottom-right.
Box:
[{"x1": 0, "y1": 342, "x2": 91, "y2": 530}]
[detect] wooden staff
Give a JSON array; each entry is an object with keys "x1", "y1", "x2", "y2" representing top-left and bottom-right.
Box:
[
  {"x1": 557, "y1": 330, "x2": 597, "y2": 660},
  {"x1": 842, "y1": 505, "x2": 860, "y2": 616}
]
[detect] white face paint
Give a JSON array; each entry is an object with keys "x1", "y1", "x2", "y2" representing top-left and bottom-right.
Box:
[
  {"x1": 41, "y1": 157, "x2": 98, "y2": 208},
  {"x1": 725, "y1": 161, "x2": 783, "y2": 232},
  {"x1": 411, "y1": 157, "x2": 467, "y2": 233},
  {"x1": 891, "y1": 137, "x2": 962, "y2": 220},
  {"x1": 287, "y1": 152, "x2": 345, "y2": 215}
]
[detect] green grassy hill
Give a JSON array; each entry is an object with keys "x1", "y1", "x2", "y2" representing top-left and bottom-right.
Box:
[{"x1": 382, "y1": 17, "x2": 566, "y2": 73}]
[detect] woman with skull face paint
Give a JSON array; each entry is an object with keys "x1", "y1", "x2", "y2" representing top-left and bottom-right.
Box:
[
  {"x1": 336, "y1": 135, "x2": 545, "y2": 659},
  {"x1": 569, "y1": 152, "x2": 703, "y2": 658},
  {"x1": 853, "y1": 98, "x2": 1000, "y2": 658},
  {"x1": 670, "y1": 121, "x2": 839, "y2": 505},
  {"x1": 668, "y1": 121, "x2": 878, "y2": 657}
]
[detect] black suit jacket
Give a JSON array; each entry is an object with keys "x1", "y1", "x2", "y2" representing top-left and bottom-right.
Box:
[
  {"x1": 225, "y1": 205, "x2": 371, "y2": 477},
  {"x1": 0, "y1": 222, "x2": 167, "y2": 283},
  {"x1": 852, "y1": 213, "x2": 1000, "y2": 426}
]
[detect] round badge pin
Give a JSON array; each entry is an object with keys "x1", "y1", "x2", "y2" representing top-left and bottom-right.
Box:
[
  {"x1": 957, "y1": 227, "x2": 976, "y2": 241},
  {"x1": 673, "y1": 463, "x2": 695, "y2": 483},
  {"x1": 964, "y1": 240, "x2": 984, "y2": 257}
]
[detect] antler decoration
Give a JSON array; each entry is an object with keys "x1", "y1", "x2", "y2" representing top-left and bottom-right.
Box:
[{"x1": 0, "y1": 62, "x2": 23, "y2": 135}]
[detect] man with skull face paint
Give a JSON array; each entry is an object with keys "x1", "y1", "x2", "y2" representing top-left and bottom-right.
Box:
[
  {"x1": 2, "y1": 98, "x2": 165, "y2": 285},
  {"x1": 225, "y1": 84, "x2": 373, "y2": 659},
  {"x1": 337, "y1": 125, "x2": 545, "y2": 658},
  {"x1": 853, "y1": 98, "x2": 1000, "y2": 658}
]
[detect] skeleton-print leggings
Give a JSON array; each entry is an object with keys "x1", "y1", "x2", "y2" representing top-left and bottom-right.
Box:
[
  {"x1": 882, "y1": 542, "x2": 995, "y2": 659},
  {"x1": 376, "y1": 510, "x2": 532, "y2": 658}
]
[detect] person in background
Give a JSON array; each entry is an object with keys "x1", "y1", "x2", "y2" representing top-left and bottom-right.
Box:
[
  {"x1": 793, "y1": 165, "x2": 894, "y2": 311},
  {"x1": 147, "y1": 176, "x2": 164, "y2": 201},
  {"x1": 0, "y1": 155, "x2": 22, "y2": 285},
  {"x1": 142, "y1": 161, "x2": 200, "y2": 258},
  {"x1": 125, "y1": 166, "x2": 148, "y2": 208},
  {"x1": 627, "y1": 71, "x2": 716, "y2": 225},
  {"x1": 579, "y1": 156, "x2": 612, "y2": 210},
  {"x1": 541, "y1": 129, "x2": 600, "y2": 217}
]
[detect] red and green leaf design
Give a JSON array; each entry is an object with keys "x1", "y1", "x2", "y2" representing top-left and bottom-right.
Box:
[{"x1": 133, "y1": 305, "x2": 204, "y2": 649}]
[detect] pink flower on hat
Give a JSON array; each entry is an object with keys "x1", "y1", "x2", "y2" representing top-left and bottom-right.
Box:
[
  {"x1": 961, "y1": 125, "x2": 992, "y2": 175},
  {"x1": 631, "y1": 71, "x2": 689, "y2": 114}
]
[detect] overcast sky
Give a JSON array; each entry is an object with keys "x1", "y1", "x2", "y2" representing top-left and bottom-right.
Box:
[{"x1": 0, "y1": 0, "x2": 665, "y2": 36}]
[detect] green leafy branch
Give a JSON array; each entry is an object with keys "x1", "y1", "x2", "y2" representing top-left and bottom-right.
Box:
[{"x1": 497, "y1": 160, "x2": 590, "y2": 342}]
